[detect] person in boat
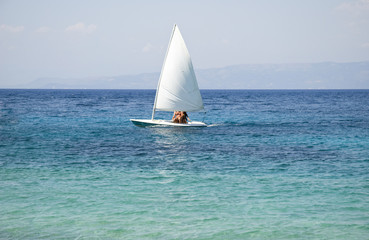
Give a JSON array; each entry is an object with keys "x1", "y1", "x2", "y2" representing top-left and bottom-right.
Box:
[
  {"x1": 172, "y1": 111, "x2": 190, "y2": 123},
  {"x1": 172, "y1": 111, "x2": 181, "y2": 123},
  {"x1": 179, "y1": 111, "x2": 190, "y2": 124}
]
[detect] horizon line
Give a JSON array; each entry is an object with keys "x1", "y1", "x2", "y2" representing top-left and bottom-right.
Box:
[{"x1": 1, "y1": 88, "x2": 369, "y2": 91}]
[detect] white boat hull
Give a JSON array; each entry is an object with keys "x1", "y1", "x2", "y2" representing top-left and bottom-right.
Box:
[{"x1": 130, "y1": 119, "x2": 207, "y2": 127}]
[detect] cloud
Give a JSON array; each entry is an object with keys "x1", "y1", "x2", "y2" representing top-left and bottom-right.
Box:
[
  {"x1": 0, "y1": 24, "x2": 24, "y2": 33},
  {"x1": 336, "y1": 0, "x2": 369, "y2": 16},
  {"x1": 221, "y1": 39, "x2": 229, "y2": 45},
  {"x1": 65, "y1": 22, "x2": 96, "y2": 34},
  {"x1": 142, "y1": 43, "x2": 153, "y2": 53},
  {"x1": 335, "y1": 0, "x2": 369, "y2": 30},
  {"x1": 36, "y1": 26, "x2": 51, "y2": 33}
]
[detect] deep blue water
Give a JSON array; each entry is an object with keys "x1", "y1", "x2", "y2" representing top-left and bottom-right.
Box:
[{"x1": 1, "y1": 89, "x2": 369, "y2": 239}]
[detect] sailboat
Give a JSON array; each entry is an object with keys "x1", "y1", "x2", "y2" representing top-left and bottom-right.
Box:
[{"x1": 130, "y1": 24, "x2": 207, "y2": 127}]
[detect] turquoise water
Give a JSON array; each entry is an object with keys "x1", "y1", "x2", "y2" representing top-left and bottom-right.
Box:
[{"x1": 1, "y1": 89, "x2": 369, "y2": 239}]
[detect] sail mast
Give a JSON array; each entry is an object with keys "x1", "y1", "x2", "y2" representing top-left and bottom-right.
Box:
[{"x1": 151, "y1": 24, "x2": 177, "y2": 120}]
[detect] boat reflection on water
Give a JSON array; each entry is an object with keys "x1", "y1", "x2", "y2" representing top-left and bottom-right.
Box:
[
  {"x1": 150, "y1": 127, "x2": 193, "y2": 149},
  {"x1": 148, "y1": 127, "x2": 208, "y2": 169}
]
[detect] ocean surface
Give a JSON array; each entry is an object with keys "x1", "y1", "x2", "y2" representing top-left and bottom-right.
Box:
[{"x1": 1, "y1": 89, "x2": 369, "y2": 239}]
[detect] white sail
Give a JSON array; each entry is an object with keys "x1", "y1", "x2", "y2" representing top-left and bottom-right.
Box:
[{"x1": 153, "y1": 25, "x2": 204, "y2": 113}]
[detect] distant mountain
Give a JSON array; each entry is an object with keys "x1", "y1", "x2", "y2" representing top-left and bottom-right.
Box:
[
  {"x1": 24, "y1": 61, "x2": 369, "y2": 89},
  {"x1": 196, "y1": 62, "x2": 369, "y2": 89},
  {"x1": 26, "y1": 72, "x2": 160, "y2": 89}
]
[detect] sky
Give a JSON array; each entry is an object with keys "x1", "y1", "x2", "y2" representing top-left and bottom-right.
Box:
[{"x1": 0, "y1": 0, "x2": 369, "y2": 88}]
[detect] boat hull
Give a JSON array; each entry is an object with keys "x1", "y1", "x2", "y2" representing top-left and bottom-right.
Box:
[{"x1": 130, "y1": 119, "x2": 207, "y2": 127}]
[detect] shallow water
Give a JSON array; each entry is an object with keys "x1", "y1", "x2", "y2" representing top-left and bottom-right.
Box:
[{"x1": 1, "y1": 89, "x2": 369, "y2": 239}]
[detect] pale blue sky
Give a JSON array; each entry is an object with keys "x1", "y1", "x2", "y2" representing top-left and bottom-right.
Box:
[{"x1": 1, "y1": 0, "x2": 369, "y2": 88}]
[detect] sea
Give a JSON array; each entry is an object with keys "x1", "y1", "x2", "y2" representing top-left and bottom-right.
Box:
[{"x1": 0, "y1": 89, "x2": 368, "y2": 239}]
